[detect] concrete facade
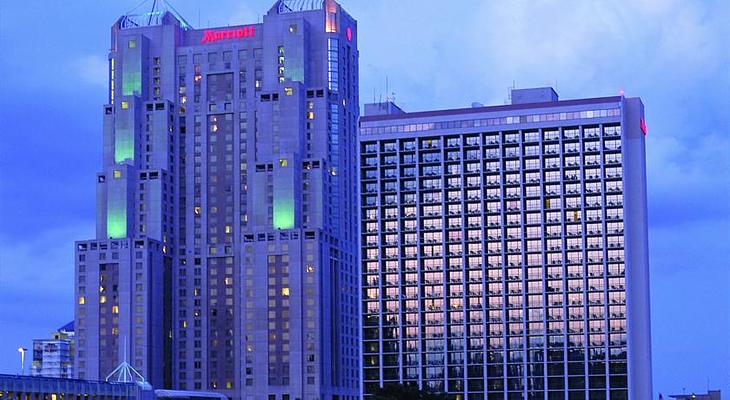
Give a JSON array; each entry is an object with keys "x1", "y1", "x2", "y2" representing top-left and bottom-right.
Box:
[{"x1": 74, "y1": 2, "x2": 360, "y2": 400}]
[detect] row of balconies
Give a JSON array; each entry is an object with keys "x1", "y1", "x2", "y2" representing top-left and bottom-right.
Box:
[
  {"x1": 365, "y1": 132, "x2": 616, "y2": 154},
  {"x1": 364, "y1": 253, "x2": 625, "y2": 265},
  {"x1": 367, "y1": 296, "x2": 625, "y2": 308},
  {"x1": 370, "y1": 277, "x2": 621, "y2": 288},
  {"x1": 364, "y1": 269, "x2": 624, "y2": 279},
  {"x1": 364, "y1": 143, "x2": 622, "y2": 163}
]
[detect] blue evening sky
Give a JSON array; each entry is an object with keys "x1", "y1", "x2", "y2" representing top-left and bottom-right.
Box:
[{"x1": 0, "y1": 0, "x2": 728, "y2": 396}]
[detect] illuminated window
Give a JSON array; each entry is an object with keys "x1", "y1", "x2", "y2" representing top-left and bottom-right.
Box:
[
  {"x1": 278, "y1": 66, "x2": 285, "y2": 75},
  {"x1": 255, "y1": 80, "x2": 261, "y2": 88},
  {"x1": 284, "y1": 87, "x2": 293, "y2": 96},
  {"x1": 78, "y1": 296, "x2": 86, "y2": 305},
  {"x1": 112, "y1": 327, "x2": 118, "y2": 335},
  {"x1": 112, "y1": 306, "x2": 119, "y2": 314},
  {"x1": 278, "y1": 76, "x2": 285, "y2": 83},
  {"x1": 113, "y1": 170, "x2": 122, "y2": 179},
  {"x1": 194, "y1": 206, "x2": 201, "y2": 215},
  {"x1": 278, "y1": 46, "x2": 285, "y2": 55},
  {"x1": 289, "y1": 24, "x2": 297, "y2": 33},
  {"x1": 128, "y1": 40, "x2": 136, "y2": 48},
  {"x1": 281, "y1": 288, "x2": 290, "y2": 297},
  {"x1": 278, "y1": 56, "x2": 285, "y2": 65},
  {"x1": 100, "y1": 295, "x2": 107, "y2": 304},
  {"x1": 306, "y1": 265, "x2": 314, "y2": 273},
  {"x1": 121, "y1": 101, "x2": 129, "y2": 109},
  {"x1": 307, "y1": 112, "x2": 314, "y2": 120},
  {"x1": 225, "y1": 225, "x2": 232, "y2": 234},
  {"x1": 279, "y1": 159, "x2": 288, "y2": 167}
]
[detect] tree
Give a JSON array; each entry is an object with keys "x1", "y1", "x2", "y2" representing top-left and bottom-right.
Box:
[{"x1": 372, "y1": 383, "x2": 448, "y2": 400}]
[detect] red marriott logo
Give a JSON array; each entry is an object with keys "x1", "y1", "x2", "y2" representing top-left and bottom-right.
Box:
[{"x1": 201, "y1": 26, "x2": 255, "y2": 43}]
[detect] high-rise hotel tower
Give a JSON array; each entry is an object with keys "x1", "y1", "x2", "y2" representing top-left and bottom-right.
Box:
[
  {"x1": 74, "y1": 1, "x2": 360, "y2": 399},
  {"x1": 359, "y1": 88, "x2": 651, "y2": 399}
]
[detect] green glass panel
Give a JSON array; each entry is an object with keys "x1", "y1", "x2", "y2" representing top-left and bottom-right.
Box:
[
  {"x1": 122, "y1": 72, "x2": 141, "y2": 96},
  {"x1": 107, "y1": 205, "x2": 126, "y2": 238},
  {"x1": 273, "y1": 198, "x2": 294, "y2": 229},
  {"x1": 114, "y1": 127, "x2": 134, "y2": 163}
]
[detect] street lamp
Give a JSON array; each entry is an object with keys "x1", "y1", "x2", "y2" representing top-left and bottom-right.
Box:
[{"x1": 17, "y1": 347, "x2": 27, "y2": 375}]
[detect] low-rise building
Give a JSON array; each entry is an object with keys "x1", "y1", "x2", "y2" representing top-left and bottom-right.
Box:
[
  {"x1": 31, "y1": 322, "x2": 75, "y2": 378},
  {"x1": 0, "y1": 373, "x2": 226, "y2": 400}
]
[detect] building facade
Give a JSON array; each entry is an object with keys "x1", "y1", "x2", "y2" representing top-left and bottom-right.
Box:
[
  {"x1": 31, "y1": 322, "x2": 75, "y2": 378},
  {"x1": 359, "y1": 88, "x2": 652, "y2": 399},
  {"x1": 74, "y1": 1, "x2": 360, "y2": 399}
]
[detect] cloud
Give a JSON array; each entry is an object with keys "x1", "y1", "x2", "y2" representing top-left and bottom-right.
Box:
[
  {"x1": 71, "y1": 55, "x2": 108, "y2": 87},
  {"x1": 646, "y1": 130, "x2": 730, "y2": 227},
  {"x1": 0, "y1": 224, "x2": 92, "y2": 313},
  {"x1": 0, "y1": 224, "x2": 91, "y2": 374}
]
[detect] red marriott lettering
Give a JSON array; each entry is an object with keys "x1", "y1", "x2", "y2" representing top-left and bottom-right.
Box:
[{"x1": 201, "y1": 26, "x2": 255, "y2": 43}]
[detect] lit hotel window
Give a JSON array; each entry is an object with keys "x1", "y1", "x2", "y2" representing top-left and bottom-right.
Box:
[
  {"x1": 128, "y1": 40, "x2": 136, "y2": 48},
  {"x1": 121, "y1": 101, "x2": 129, "y2": 109},
  {"x1": 78, "y1": 296, "x2": 86, "y2": 305},
  {"x1": 279, "y1": 159, "x2": 288, "y2": 167},
  {"x1": 289, "y1": 24, "x2": 297, "y2": 33},
  {"x1": 307, "y1": 112, "x2": 314, "y2": 120},
  {"x1": 281, "y1": 288, "x2": 290, "y2": 297},
  {"x1": 284, "y1": 87, "x2": 293, "y2": 96},
  {"x1": 112, "y1": 306, "x2": 119, "y2": 314},
  {"x1": 113, "y1": 170, "x2": 122, "y2": 179}
]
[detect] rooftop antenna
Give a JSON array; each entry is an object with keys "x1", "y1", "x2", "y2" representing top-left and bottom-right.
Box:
[
  {"x1": 148, "y1": 0, "x2": 157, "y2": 26},
  {"x1": 385, "y1": 76, "x2": 389, "y2": 102},
  {"x1": 506, "y1": 80, "x2": 516, "y2": 105}
]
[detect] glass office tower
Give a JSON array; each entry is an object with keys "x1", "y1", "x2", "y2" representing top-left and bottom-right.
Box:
[
  {"x1": 359, "y1": 88, "x2": 651, "y2": 400},
  {"x1": 74, "y1": 2, "x2": 360, "y2": 399}
]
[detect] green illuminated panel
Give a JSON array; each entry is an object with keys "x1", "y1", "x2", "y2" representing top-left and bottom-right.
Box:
[
  {"x1": 122, "y1": 42, "x2": 141, "y2": 96},
  {"x1": 114, "y1": 127, "x2": 134, "y2": 163},
  {"x1": 273, "y1": 198, "x2": 294, "y2": 229},
  {"x1": 122, "y1": 72, "x2": 141, "y2": 96},
  {"x1": 107, "y1": 203, "x2": 127, "y2": 238}
]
